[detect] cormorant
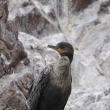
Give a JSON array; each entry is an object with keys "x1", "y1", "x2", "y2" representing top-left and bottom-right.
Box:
[{"x1": 30, "y1": 42, "x2": 74, "y2": 110}]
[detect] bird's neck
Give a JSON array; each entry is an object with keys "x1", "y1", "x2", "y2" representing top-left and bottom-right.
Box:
[{"x1": 61, "y1": 53, "x2": 73, "y2": 63}]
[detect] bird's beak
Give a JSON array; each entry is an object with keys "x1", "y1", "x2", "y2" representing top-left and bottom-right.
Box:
[{"x1": 48, "y1": 45, "x2": 65, "y2": 54}]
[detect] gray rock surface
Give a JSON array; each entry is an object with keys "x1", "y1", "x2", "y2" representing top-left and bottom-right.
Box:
[
  {"x1": 0, "y1": 1, "x2": 30, "y2": 110},
  {"x1": 8, "y1": 0, "x2": 60, "y2": 37},
  {"x1": 0, "y1": 0, "x2": 110, "y2": 110}
]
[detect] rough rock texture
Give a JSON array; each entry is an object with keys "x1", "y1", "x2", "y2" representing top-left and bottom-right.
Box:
[
  {"x1": 8, "y1": 0, "x2": 60, "y2": 37},
  {"x1": 0, "y1": 1, "x2": 29, "y2": 109},
  {"x1": 0, "y1": 0, "x2": 110, "y2": 110}
]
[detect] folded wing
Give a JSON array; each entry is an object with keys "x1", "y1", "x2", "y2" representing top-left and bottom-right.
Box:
[{"x1": 29, "y1": 67, "x2": 50, "y2": 110}]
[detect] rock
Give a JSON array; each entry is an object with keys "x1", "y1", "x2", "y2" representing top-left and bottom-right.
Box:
[
  {"x1": 0, "y1": 0, "x2": 110, "y2": 110},
  {"x1": 8, "y1": 0, "x2": 60, "y2": 37},
  {"x1": 0, "y1": 40, "x2": 11, "y2": 60},
  {"x1": 0, "y1": 1, "x2": 29, "y2": 109},
  {"x1": 0, "y1": 72, "x2": 33, "y2": 110},
  {"x1": 72, "y1": 0, "x2": 95, "y2": 12},
  {"x1": 0, "y1": 1, "x2": 27, "y2": 75},
  {"x1": 0, "y1": 1, "x2": 8, "y2": 23}
]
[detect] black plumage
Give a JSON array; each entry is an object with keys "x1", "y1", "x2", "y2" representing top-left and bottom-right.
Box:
[{"x1": 29, "y1": 42, "x2": 74, "y2": 110}]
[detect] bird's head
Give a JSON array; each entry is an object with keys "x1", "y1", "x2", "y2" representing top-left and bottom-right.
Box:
[{"x1": 48, "y1": 42, "x2": 74, "y2": 63}]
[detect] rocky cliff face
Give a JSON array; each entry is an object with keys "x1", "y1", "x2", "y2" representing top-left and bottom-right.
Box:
[
  {"x1": 0, "y1": 0, "x2": 110, "y2": 110},
  {"x1": 0, "y1": 1, "x2": 31, "y2": 109},
  {"x1": 8, "y1": 0, "x2": 60, "y2": 38}
]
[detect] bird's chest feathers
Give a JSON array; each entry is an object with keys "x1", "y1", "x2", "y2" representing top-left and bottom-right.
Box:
[{"x1": 50, "y1": 57, "x2": 72, "y2": 91}]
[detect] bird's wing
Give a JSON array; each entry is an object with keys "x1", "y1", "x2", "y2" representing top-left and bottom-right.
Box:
[{"x1": 29, "y1": 66, "x2": 50, "y2": 110}]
